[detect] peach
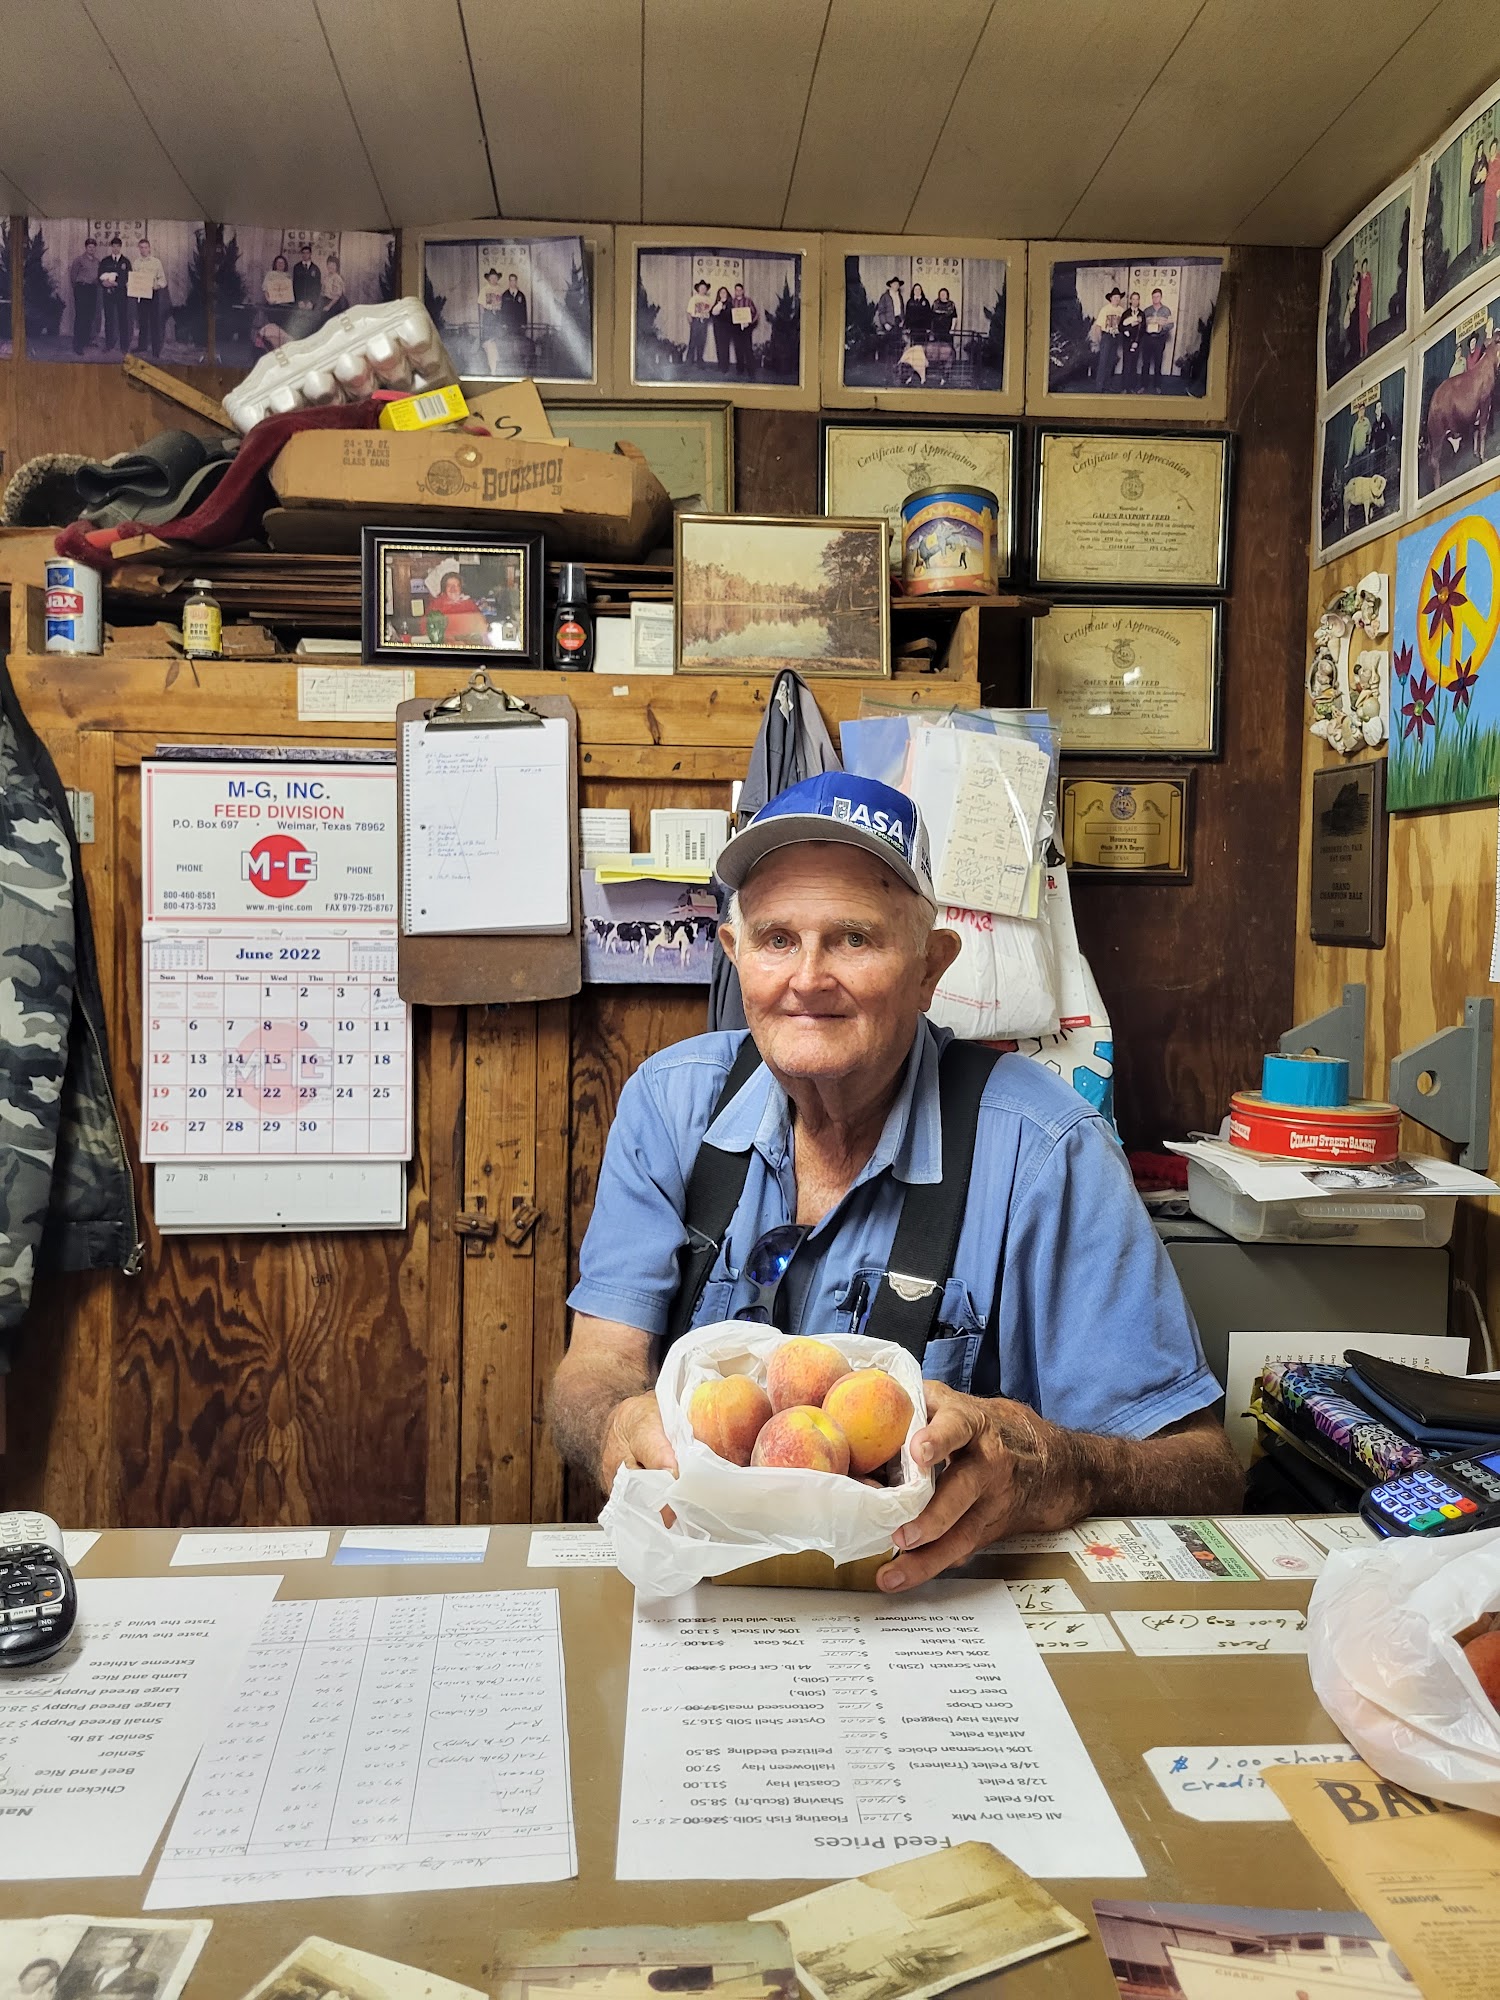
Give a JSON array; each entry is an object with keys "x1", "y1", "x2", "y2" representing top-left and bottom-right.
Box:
[
  {"x1": 688, "y1": 1375, "x2": 772, "y2": 1466},
  {"x1": 751, "y1": 1405, "x2": 851, "y2": 1475},
  {"x1": 822, "y1": 1368, "x2": 914, "y2": 1476},
  {"x1": 1464, "y1": 1630, "x2": 1500, "y2": 1712},
  {"x1": 767, "y1": 1336, "x2": 850, "y2": 1414}
]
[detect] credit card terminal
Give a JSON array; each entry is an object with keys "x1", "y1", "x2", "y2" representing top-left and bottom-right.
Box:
[
  {"x1": 0, "y1": 1511, "x2": 77, "y2": 1666},
  {"x1": 1361, "y1": 1446, "x2": 1500, "y2": 1538}
]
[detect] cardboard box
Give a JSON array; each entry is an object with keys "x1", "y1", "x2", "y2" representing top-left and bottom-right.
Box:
[{"x1": 268, "y1": 430, "x2": 671, "y2": 562}]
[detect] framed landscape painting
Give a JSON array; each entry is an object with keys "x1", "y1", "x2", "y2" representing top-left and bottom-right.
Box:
[{"x1": 675, "y1": 515, "x2": 889, "y2": 676}]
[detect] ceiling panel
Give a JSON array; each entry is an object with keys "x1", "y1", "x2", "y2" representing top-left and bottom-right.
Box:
[
  {"x1": 0, "y1": 169, "x2": 30, "y2": 213},
  {"x1": 0, "y1": 0, "x2": 199, "y2": 217},
  {"x1": 906, "y1": 0, "x2": 1203, "y2": 239},
  {"x1": 641, "y1": 0, "x2": 828, "y2": 228},
  {"x1": 1065, "y1": 0, "x2": 1433, "y2": 243},
  {"x1": 782, "y1": 0, "x2": 990, "y2": 232},
  {"x1": 85, "y1": 0, "x2": 386, "y2": 226},
  {"x1": 465, "y1": 0, "x2": 642, "y2": 222},
  {"x1": 317, "y1": 0, "x2": 493, "y2": 225},
  {"x1": 1238, "y1": 0, "x2": 1498, "y2": 244}
]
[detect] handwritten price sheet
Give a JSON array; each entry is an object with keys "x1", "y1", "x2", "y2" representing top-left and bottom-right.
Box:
[
  {"x1": 1144, "y1": 1744, "x2": 1355, "y2": 1821},
  {"x1": 144, "y1": 1590, "x2": 575, "y2": 1908},
  {"x1": 1113, "y1": 1609, "x2": 1308, "y2": 1657}
]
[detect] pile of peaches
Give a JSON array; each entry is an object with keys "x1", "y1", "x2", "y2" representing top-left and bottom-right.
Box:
[{"x1": 688, "y1": 1335, "x2": 914, "y2": 1480}]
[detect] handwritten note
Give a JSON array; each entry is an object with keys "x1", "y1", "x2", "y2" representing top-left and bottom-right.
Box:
[
  {"x1": 1296, "y1": 1516, "x2": 1377, "y2": 1554},
  {"x1": 1144, "y1": 1743, "x2": 1355, "y2": 1820},
  {"x1": 1006, "y1": 1578, "x2": 1084, "y2": 1614},
  {"x1": 145, "y1": 1589, "x2": 576, "y2": 1908},
  {"x1": 1113, "y1": 1610, "x2": 1308, "y2": 1656},
  {"x1": 987, "y1": 1531, "x2": 1081, "y2": 1557},
  {"x1": 1022, "y1": 1613, "x2": 1123, "y2": 1654},
  {"x1": 171, "y1": 1530, "x2": 330, "y2": 1567},
  {"x1": 527, "y1": 1529, "x2": 616, "y2": 1568},
  {"x1": 297, "y1": 667, "x2": 414, "y2": 721},
  {"x1": 931, "y1": 733, "x2": 1052, "y2": 918}
]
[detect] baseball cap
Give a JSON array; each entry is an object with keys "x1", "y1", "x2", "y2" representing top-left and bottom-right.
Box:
[{"x1": 716, "y1": 773, "x2": 935, "y2": 902}]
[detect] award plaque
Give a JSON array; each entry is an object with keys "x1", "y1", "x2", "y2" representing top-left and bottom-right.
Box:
[
  {"x1": 1310, "y1": 759, "x2": 1387, "y2": 948},
  {"x1": 1030, "y1": 601, "x2": 1222, "y2": 756},
  {"x1": 1033, "y1": 429, "x2": 1232, "y2": 590},
  {"x1": 1061, "y1": 769, "x2": 1193, "y2": 880}
]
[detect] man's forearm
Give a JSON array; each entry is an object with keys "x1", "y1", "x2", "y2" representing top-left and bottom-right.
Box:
[
  {"x1": 995, "y1": 1404, "x2": 1243, "y2": 1529},
  {"x1": 548, "y1": 1338, "x2": 653, "y2": 1484}
]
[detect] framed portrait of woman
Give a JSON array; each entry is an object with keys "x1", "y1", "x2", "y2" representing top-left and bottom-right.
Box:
[
  {"x1": 1416, "y1": 77, "x2": 1500, "y2": 327},
  {"x1": 821, "y1": 235, "x2": 1025, "y2": 414},
  {"x1": 1318, "y1": 174, "x2": 1414, "y2": 403}
]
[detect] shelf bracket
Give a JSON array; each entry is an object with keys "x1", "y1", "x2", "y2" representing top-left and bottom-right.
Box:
[
  {"x1": 1389, "y1": 998, "x2": 1494, "y2": 1174},
  {"x1": 1279, "y1": 983, "x2": 1366, "y2": 1094}
]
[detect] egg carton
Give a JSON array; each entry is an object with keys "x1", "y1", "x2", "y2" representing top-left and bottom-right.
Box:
[{"x1": 223, "y1": 295, "x2": 456, "y2": 433}]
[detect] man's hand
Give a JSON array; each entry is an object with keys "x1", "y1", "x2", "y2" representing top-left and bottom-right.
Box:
[{"x1": 599, "y1": 1391, "x2": 678, "y2": 1491}]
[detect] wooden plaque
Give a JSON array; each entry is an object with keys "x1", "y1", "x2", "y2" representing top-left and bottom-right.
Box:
[{"x1": 1309, "y1": 759, "x2": 1388, "y2": 948}]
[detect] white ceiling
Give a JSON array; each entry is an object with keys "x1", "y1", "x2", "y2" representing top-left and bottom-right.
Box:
[{"x1": 0, "y1": 0, "x2": 1492, "y2": 248}]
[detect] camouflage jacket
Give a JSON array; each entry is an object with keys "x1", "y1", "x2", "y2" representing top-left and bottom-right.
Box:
[{"x1": 1, "y1": 665, "x2": 138, "y2": 1352}]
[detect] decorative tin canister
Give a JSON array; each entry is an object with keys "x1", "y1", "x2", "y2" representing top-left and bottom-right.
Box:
[
  {"x1": 43, "y1": 558, "x2": 102, "y2": 654},
  {"x1": 900, "y1": 484, "x2": 999, "y2": 595}
]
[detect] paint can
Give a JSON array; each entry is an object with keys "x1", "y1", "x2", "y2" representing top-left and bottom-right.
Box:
[
  {"x1": 900, "y1": 485, "x2": 998, "y2": 595},
  {"x1": 43, "y1": 558, "x2": 102, "y2": 655}
]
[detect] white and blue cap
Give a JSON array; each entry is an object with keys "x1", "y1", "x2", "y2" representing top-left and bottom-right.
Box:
[{"x1": 716, "y1": 773, "x2": 935, "y2": 903}]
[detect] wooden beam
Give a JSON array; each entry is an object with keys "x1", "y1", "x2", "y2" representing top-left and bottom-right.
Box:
[{"x1": 121, "y1": 355, "x2": 232, "y2": 431}]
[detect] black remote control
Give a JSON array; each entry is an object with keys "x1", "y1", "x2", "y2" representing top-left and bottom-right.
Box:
[{"x1": 0, "y1": 1512, "x2": 78, "y2": 1666}]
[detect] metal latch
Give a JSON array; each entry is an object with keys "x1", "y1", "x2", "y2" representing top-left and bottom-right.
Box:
[{"x1": 65, "y1": 789, "x2": 96, "y2": 843}]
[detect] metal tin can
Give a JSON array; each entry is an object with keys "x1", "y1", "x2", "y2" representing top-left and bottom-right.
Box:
[
  {"x1": 43, "y1": 558, "x2": 103, "y2": 655},
  {"x1": 900, "y1": 484, "x2": 999, "y2": 595}
]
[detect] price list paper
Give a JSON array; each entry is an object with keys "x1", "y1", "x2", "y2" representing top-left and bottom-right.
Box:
[
  {"x1": 616, "y1": 1582, "x2": 1141, "y2": 1882},
  {"x1": 145, "y1": 1590, "x2": 575, "y2": 1908}
]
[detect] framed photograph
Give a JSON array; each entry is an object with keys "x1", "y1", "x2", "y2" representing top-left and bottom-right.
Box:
[
  {"x1": 1030, "y1": 601, "x2": 1222, "y2": 758},
  {"x1": 1310, "y1": 758, "x2": 1388, "y2": 948},
  {"x1": 28, "y1": 217, "x2": 207, "y2": 366},
  {"x1": 546, "y1": 400, "x2": 734, "y2": 513},
  {"x1": 1032, "y1": 428, "x2": 1233, "y2": 591},
  {"x1": 213, "y1": 224, "x2": 395, "y2": 368},
  {"x1": 675, "y1": 514, "x2": 889, "y2": 677},
  {"x1": 820, "y1": 417, "x2": 1019, "y2": 577},
  {"x1": 1060, "y1": 768, "x2": 1194, "y2": 880},
  {"x1": 1417, "y1": 77, "x2": 1500, "y2": 325},
  {"x1": 412, "y1": 219, "x2": 610, "y2": 391},
  {"x1": 1314, "y1": 360, "x2": 1407, "y2": 563},
  {"x1": 616, "y1": 226, "x2": 820, "y2": 408},
  {"x1": 821, "y1": 235, "x2": 1024, "y2": 412},
  {"x1": 1406, "y1": 280, "x2": 1500, "y2": 518},
  {"x1": 1319, "y1": 174, "x2": 1414, "y2": 400},
  {"x1": 361, "y1": 527, "x2": 544, "y2": 667},
  {"x1": 1026, "y1": 243, "x2": 1229, "y2": 422}
]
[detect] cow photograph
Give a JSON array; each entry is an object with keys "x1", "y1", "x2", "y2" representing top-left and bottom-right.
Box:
[{"x1": 1412, "y1": 283, "x2": 1500, "y2": 515}]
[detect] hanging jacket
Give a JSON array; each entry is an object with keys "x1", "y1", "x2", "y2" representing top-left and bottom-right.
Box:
[{"x1": 0, "y1": 663, "x2": 138, "y2": 1362}]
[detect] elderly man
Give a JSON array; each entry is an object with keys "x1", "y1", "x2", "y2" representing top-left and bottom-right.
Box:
[{"x1": 550, "y1": 774, "x2": 1241, "y2": 1589}]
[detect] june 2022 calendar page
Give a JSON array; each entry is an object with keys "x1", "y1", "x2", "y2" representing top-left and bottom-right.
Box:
[{"x1": 140, "y1": 760, "x2": 412, "y2": 1163}]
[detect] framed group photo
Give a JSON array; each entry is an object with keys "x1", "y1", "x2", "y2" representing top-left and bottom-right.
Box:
[
  {"x1": 821, "y1": 235, "x2": 1024, "y2": 413},
  {"x1": 213, "y1": 224, "x2": 395, "y2": 368},
  {"x1": 1030, "y1": 601, "x2": 1223, "y2": 758},
  {"x1": 1416, "y1": 76, "x2": 1500, "y2": 326},
  {"x1": 1313, "y1": 360, "x2": 1407, "y2": 563},
  {"x1": 361, "y1": 527, "x2": 545, "y2": 667},
  {"x1": 617, "y1": 227, "x2": 821, "y2": 408},
  {"x1": 1407, "y1": 280, "x2": 1500, "y2": 518},
  {"x1": 28, "y1": 217, "x2": 208, "y2": 366},
  {"x1": 412, "y1": 219, "x2": 610, "y2": 392},
  {"x1": 1026, "y1": 243, "x2": 1229, "y2": 422},
  {"x1": 819, "y1": 416, "x2": 1020, "y2": 579},
  {"x1": 1031, "y1": 428, "x2": 1233, "y2": 591},
  {"x1": 674, "y1": 514, "x2": 889, "y2": 676},
  {"x1": 1319, "y1": 174, "x2": 1414, "y2": 400}
]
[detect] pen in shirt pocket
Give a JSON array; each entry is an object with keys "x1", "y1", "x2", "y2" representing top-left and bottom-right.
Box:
[{"x1": 847, "y1": 1274, "x2": 871, "y2": 1331}]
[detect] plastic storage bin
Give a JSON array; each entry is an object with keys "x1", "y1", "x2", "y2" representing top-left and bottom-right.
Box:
[{"x1": 1186, "y1": 1158, "x2": 1457, "y2": 1248}]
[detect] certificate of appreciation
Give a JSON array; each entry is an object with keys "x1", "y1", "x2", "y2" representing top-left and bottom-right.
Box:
[
  {"x1": 1034, "y1": 429, "x2": 1231, "y2": 589},
  {"x1": 1030, "y1": 602, "x2": 1221, "y2": 755}
]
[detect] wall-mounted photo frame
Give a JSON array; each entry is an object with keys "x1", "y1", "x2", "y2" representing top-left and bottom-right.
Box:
[
  {"x1": 1319, "y1": 173, "x2": 1414, "y2": 401},
  {"x1": 819, "y1": 416, "x2": 1020, "y2": 579},
  {"x1": 546, "y1": 401, "x2": 734, "y2": 515},
  {"x1": 1405, "y1": 278, "x2": 1500, "y2": 520},
  {"x1": 1030, "y1": 601, "x2": 1223, "y2": 759},
  {"x1": 213, "y1": 223, "x2": 395, "y2": 369},
  {"x1": 1416, "y1": 77, "x2": 1500, "y2": 327},
  {"x1": 409, "y1": 218, "x2": 612, "y2": 394},
  {"x1": 1031, "y1": 428, "x2": 1233, "y2": 592},
  {"x1": 675, "y1": 514, "x2": 889, "y2": 676},
  {"x1": 1026, "y1": 243, "x2": 1229, "y2": 423},
  {"x1": 27, "y1": 217, "x2": 208, "y2": 366},
  {"x1": 820, "y1": 235, "x2": 1024, "y2": 414},
  {"x1": 360, "y1": 526, "x2": 545, "y2": 668},
  {"x1": 1310, "y1": 758, "x2": 1388, "y2": 949},
  {"x1": 1313, "y1": 359, "x2": 1407, "y2": 565},
  {"x1": 616, "y1": 227, "x2": 820, "y2": 409},
  {"x1": 1060, "y1": 768, "x2": 1194, "y2": 881}
]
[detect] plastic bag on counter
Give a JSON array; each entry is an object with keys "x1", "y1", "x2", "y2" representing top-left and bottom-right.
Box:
[
  {"x1": 600, "y1": 1321, "x2": 933, "y2": 1601},
  {"x1": 1304, "y1": 1523, "x2": 1500, "y2": 1812}
]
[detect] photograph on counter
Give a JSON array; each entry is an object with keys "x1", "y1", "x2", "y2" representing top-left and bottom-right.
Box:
[
  {"x1": 1094, "y1": 1900, "x2": 1398, "y2": 2000},
  {"x1": 243, "y1": 1936, "x2": 485, "y2": 2000},
  {"x1": 621, "y1": 229, "x2": 818, "y2": 405},
  {"x1": 1028, "y1": 245, "x2": 1227, "y2": 420},
  {"x1": 421, "y1": 231, "x2": 596, "y2": 384},
  {"x1": 361, "y1": 527, "x2": 544, "y2": 667},
  {"x1": 1032, "y1": 428, "x2": 1232, "y2": 591},
  {"x1": 213, "y1": 224, "x2": 396, "y2": 367},
  {"x1": 1387, "y1": 487, "x2": 1500, "y2": 812},
  {"x1": 582, "y1": 878, "x2": 721, "y2": 984},
  {"x1": 1029, "y1": 602, "x2": 1222, "y2": 758},
  {"x1": 548, "y1": 402, "x2": 733, "y2": 513},
  {"x1": 0, "y1": 1918, "x2": 211, "y2": 2000},
  {"x1": 25, "y1": 217, "x2": 207, "y2": 365},
  {"x1": 820, "y1": 417, "x2": 1018, "y2": 576},
  {"x1": 1313, "y1": 361, "x2": 1406, "y2": 563},
  {"x1": 494, "y1": 1927, "x2": 797, "y2": 2000},
  {"x1": 1061, "y1": 769, "x2": 1193, "y2": 881},
  {"x1": 1320, "y1": 174, "x2": 1413, "y2": 397},
  {"x1": 1408, "y1": 282, "x2": 1500, "y2": 516},
  {"x1": 1417, "y1": 74, "x2": 1500, "y2": 324},
  {"x1": 675, "y1": 514, "x2": 888, "y2": 676},
  {"x1": 823, "y1": 236, "x2": 1024, "y2": 411}
]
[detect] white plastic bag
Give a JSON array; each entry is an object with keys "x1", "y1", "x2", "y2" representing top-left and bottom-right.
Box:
[
  {"x1": 600, "y1": 1321, "x2": 934, "y2": 1601},
  {"x1": 1305, "y1": 1523, "x2": 1500, "y2": 1811},
  {"x1": 928, "y1": 901, "x2": 1058, "y2": 1040}
]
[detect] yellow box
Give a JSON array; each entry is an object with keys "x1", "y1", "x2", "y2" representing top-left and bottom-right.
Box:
[{"x1": 378, "y1": 384, "x2": 470, "y2": 431}]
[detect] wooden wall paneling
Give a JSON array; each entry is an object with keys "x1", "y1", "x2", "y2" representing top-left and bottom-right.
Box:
[
  {"x1": 7, "y1": 356, "x2": 243, "y2": 469},
  {"x1": 530, "y1": 998, "x2": 572, "y2": 1523},
  {"x1": 423, "y1": 1006, "x2": 465, "y2": 1524}
]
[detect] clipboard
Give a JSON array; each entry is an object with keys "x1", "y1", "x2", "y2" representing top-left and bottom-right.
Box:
[{"x1": 395, "y1": 673, "x2": 581, "y2": 1005}]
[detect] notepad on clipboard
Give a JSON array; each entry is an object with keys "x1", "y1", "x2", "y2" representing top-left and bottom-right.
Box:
[{"x1": 399, "y1": 717, "x2": 571, "y2": 934}]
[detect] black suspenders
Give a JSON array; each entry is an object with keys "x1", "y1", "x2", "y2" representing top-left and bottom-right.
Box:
[{"x1": 663, "y1": 1036, "x2": 1003, "y2": 1360}]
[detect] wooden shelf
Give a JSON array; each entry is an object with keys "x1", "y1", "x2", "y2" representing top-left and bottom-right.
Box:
[{"x1": 891, "y1": 592, "x2": 1049, "y2": 615}]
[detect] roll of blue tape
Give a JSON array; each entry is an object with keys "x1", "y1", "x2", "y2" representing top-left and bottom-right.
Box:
[{"x1": 1260, "y1": 1052, "x2": 1350, "y2": 1109}]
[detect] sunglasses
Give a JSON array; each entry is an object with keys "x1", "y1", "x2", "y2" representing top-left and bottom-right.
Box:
[{"x1": 732, "y1": 1222, "x2": 810, "y2": 1327}]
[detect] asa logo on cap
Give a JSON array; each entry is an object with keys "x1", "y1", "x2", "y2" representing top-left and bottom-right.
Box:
[{"x1": 829, "y1": 793, "x2": 911, "y2": 853}]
